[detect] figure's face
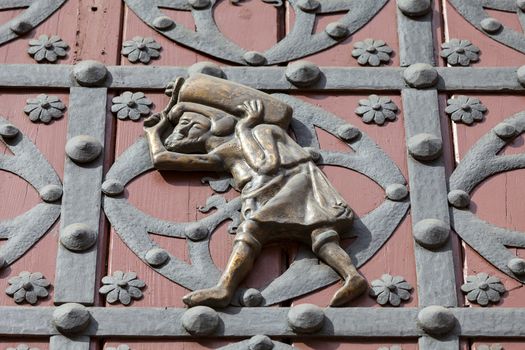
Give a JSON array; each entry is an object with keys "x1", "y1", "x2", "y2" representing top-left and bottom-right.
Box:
[{"x1": 164, "y1": 112, "x2": 212, "y2": 153}]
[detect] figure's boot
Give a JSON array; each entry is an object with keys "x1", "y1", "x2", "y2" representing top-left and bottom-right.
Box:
[
  {"x1": 313, "y1": 235, "x2": 368, "y2": 307},
  {"x1": 183, "y1": 240, "x2": 258, "y2": 308}
]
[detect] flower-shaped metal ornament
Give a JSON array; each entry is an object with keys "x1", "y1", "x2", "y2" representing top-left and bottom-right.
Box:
[
  {"x1": 107, "y1": 345, "x2": 131, "y2": 350},
  {"x1": 355, "y1": 95, "x2": 398, "y2": 125},
  {"x1": 440, "y1": 39, "x2": 480, "y2": 66},
  {"x1": 445, "y1": 95, "x2": 487, "y2": 125},
  {"x1": 27, "y1": 34, "x2": 68, "y2": 63},
  {"x1": 24, "y1": 94, "x2": 66, "y2": 123},
  {"x1": 378, "y1": 346, "x2": 402, "y2": 350},
  {"x1": 121, "y1": 36, "x2": 161, "y2": 64},
  {"x1": 5, "y1": 271, "x2": 50, "y2": 305},
  {"x1": 477, "y1": 344, "x2": 503, "y2": 350},
  {"x1": 352, "y1": 39, "x2": 392, "y2": 66},
  {"x1": 461, "y1": 273, "x2": 505, "y2": 306},
  {"x1": 111, "y1": 91, "x2": 153, "y2": 120},
  {"x1": 99, "y1": 271, "x2": 145, "y2": 305},
  {"x1": 7, "y1": 345, "x2": 40, "y2": 350},
  {"x1": 369, "y1": 274, "x2": 412, "y2": 306}
]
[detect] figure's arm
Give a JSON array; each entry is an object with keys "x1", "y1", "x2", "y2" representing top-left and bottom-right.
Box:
[{"x1": 235, "y1": 100, "x2": 281, "y2": 174}]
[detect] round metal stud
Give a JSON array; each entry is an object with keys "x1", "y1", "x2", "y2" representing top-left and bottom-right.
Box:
[
  {"x1": 403, "y1": 63, "x2": 438, "y2": 88},
  {"x1": 285, "y1": 61, "x2": 321, "y2": 87},
  {"x1": 185, "y1": 224, "x2": 209, "y2": 241},
  {"x1": 397, "y1": 0, "x2": 431, "y2": 17},
  {"x1": 304, "y1": 147, "x2": 321, "y2": 162},
  {"x1": 145, "y1": 247, "x2": 170, "y2": 266},
  {"x1": 65, "y1": 135, "x2": 102, "y2": 163},
  {"x1": 447, "y1": 189, "x2": 470, "y2": 208},
  {"x1": 407, "y1": 133, "x2": 442, "y2": 161},
  {"x1": 53, "y1": 303, "x2": 91, "y2": 334},
  {"x1": 101, "y1": 179, "x2": 125, "y2": 196},
  {"x1": 249, "y1": 335, "x2": 274, "y2": 350},
  {"x1": 325, "y1": 22, "x2": 349, "y2": 39},
  {"x1": 287, "y1": 303, "x2": 325, "y2": 333},
  {"x1": 297, "y1": 0, "x2": 320, "y2": 12},
  {"x1": 385, "y1": 184, "x2": 409, "y2": 201},
  {"x1": 417, "y1": 305, "x2": 456, "y2": 336},
  {"x1": 73, "y1": 60, "x2": 108, "y2": 87},
  {"x1": 413, "y1": 218, "x2": 450, "y2": 249},
  {"x1": 10, "y1": 19, "x2": 33, "y2": 35},
  {"x1": 241, "y1": 288, "x2": 263, "y2": 307},
  {"x1": 493, "y1": 122, "x2": 517, "y2": 139},
  {"x1": 182, "y1": 306, "x2": 220, "y2": 336},
  {"x1": 188, "y1": 62, "x2": 225, "y2": 78},
  {"x1": 243, "y1": 51, "x2": 267, "y2": 66},
  {"x1": 189, "y1": 0, "x2": 211, "y2": 9},
  {"x1": 60, "y1": 223, "x2": 97, "y2": 252},
  {"x1": 518, "y1": 0, "x2": 525, "y2": 11},
  {"x1": 153, "y1": 16, "x2": 175, "y2": 30},
  {"x1": 480, "y1": 18, "x2": 502, "y2": 33},
  {"x1": 39, "y1": 184, "x2": 63, "y2": 202},
  {"x1": 0, "y1": 123, "x2": 19, "y2": 138},
  {"x1": 337, "y1": 124, "x2": 361, "y2": 142},
  {"x1": 508, "y1": 258, "x2": 525, "y2": 275},
  {"x1": 517, "y1": 66, "x2": 525, "y2": 86}
]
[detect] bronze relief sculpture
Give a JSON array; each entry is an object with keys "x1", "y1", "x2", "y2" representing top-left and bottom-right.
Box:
[{"x1": 144, "y1": 74, "x2": 367, "y2": 308}]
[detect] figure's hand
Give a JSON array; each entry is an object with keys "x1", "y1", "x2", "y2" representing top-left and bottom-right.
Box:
[
  {"x1": 144, "y1": 112, "x2": 169, "y2": 134},
  {"x1": 236, "y1": 99, "x2": 264, "y2": 128}
]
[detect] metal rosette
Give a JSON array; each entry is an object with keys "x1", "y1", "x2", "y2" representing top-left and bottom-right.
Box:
[
  {"x1": 0, "y1": 0, "x2": 67, "y2": 46},
  {"x1": 123, "y1": 0, "x2": 388, "y2": 65},
  {"x1": 448, "y1": 0, "x2": 525, "y2": 54},
  {"x1": 103, "y1": 96, "x2": 409, "y2": 306},
  {"x1": 0, "y1": 117, "x2": 62, "y2": 268},
  {"x1": 449, "y1": 111, "x2": 525, "y2": 282}
]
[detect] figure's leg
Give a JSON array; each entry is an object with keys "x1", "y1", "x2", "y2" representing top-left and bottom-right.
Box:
[
  {"x1": 183, "y1": 220, "x2": 263, "y2": 308},
  {"x1": 311, "y1": 228, "x2": 368, "y2": 307}
]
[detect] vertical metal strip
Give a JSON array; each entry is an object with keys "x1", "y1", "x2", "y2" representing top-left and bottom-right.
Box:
[
  {"x1": 397, "y1": 3, "x2": 459, "y2": 349},
  {"x1": 50, "y1": 335, "x2": 90, "y2": 350},
  {"x1": 54, "y1": 87, "x2": 107, "y2": 305}
]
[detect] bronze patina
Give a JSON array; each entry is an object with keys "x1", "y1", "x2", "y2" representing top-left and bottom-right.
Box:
[{"x1": 144, "y1": 74, "x2": 367, "y2": 308}]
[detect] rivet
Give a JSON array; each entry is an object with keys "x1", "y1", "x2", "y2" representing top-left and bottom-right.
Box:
[
  {"x1": 182, "y1": 306, "x2": 219, "y2": 336},
  {"x1": 480, "y1": 18, "x2": 502, "y2": 34},
  {"x1": 188, "y1": 0, "x2": 211, "y2": 9},
  {"x1": 285, "y1": 61, "x2": 321, "y2": 87},
  {"x1": 39, "y1": 184, "x2": 63, "y2": 202},
  {"x1": 101, "y1": 179, "x2": 125, "y2": 196},
  {"x1": 145, "y1": 247, "x2": 170, "y2": 266},
  {"x1": 403, "y1": 63, "x2": 438, "y2": 88},
  {"x1": 249, "y1": 335, "x2": 274, "y2": 350},
  {"x1": 517, "y1": 65, "x2": 525, "y2": 86},
  {"x1": 188, "y1": 62, "x2": 225, "y2": 78},
  {"x1": 60, "y1": 223, "x2": 97, "y2": 252},
  {"x1": 185, "y1": 224, "x2": 209, "y2": 241},
  {"x1": 493, "y1": 122, "x2": 517, "y2": 139},
  {"x1": 65, "y1": 135, "x2": 102, "y2": 163},
  {"x1": 153, "y1": 16, "x2": 175, "y2": 30},
  {"x1": 304, "y1": 147, "x2": 321, "y2": 162},
  {"x1": 518, "y1": 0, "x2": 525, "y2": 11},
  {"x1": 0, "y1": 123, "x2": 19, "y2": 138},
  {"x1": 297, "y1": 0, "x2": 320, "y2": 12},
  {"x1": 397, "y1": 0, "x2": 431, "y2": 17},
  {"x1": 287, "y1": 304, "x2": 325, "y2": 333},
  {"x1": 447, "y1": 189, "x2": 470, "y2": 208},
  {"x1": 325, "y1": 22, "x2": 349, "y2": 39},
  {"x1": 385, "y1": 184, "x2": 409, "y2": 201},
  {"x1": 243, "y1": 51, "x2": 267, "y2": 66},
  {"x1": 73, "y1": 60, "x2": 108, "y2": 87},
  {"x1": 508, "y1": 258, "x2": 525, "y2": 275},
  {"x1": 417, "y1": 305, "x2": 456, "y2": 336},
  {"x1": 241, "y1": 288, "x2": 263, "y2": 307},
  {"x1": 337, "y1": 124, "x2": 361, "y2": 141},
  {"x1": 407, "y1": 133, "x2": 442, "y2": 161},
  {"x1": 53, "y1": 303, "x2": 91, "y2": 334},
  {"x1": 413, "y1": 218, "x2": 450, "y2": 249},
  {"x1": 10, "y1": 19, "x2": 33, "y2": 35}
]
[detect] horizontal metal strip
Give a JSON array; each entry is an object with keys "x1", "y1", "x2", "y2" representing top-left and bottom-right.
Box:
[
  {"x1": 0, "y1": 307, "x2": 524, "y2": 337},
  {"x1": 0, "y1": 65, "x2": 523, "y2": 91}
]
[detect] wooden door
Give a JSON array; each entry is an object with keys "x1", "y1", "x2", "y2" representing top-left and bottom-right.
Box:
[{"x1": 0, "y1": 0, "x2": 524, "y2": 349}]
